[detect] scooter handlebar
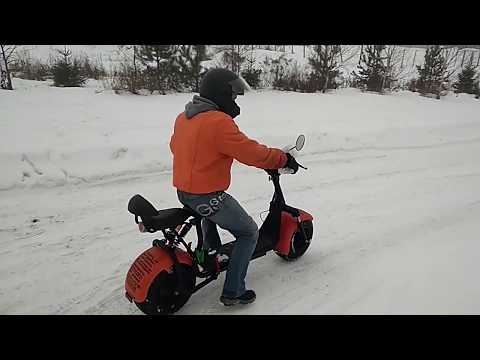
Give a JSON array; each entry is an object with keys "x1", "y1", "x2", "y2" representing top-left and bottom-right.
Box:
[{"x1": 265, "y1": 157, "x2": 307, "y2": 176}]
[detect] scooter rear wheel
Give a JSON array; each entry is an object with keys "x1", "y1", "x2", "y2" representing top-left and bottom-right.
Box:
[
  {"x1": 134, "y1": 264, "x2": 196, "y2": 315},
  {"x1": 277, "y1": 220, "x2": 313, "y2": 261}
]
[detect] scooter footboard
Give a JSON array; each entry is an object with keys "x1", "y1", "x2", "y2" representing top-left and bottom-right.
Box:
[{"x1": 274, "y1": 210, "x2": 313, "y2": 256}]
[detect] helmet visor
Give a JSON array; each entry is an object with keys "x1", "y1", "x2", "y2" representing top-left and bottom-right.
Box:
[{"x1": 229, "y1": 76, "x2": 251, "y2": 96}]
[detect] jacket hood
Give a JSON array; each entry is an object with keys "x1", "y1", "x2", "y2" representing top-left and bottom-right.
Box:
[{"x1": 184, "y1": 95, "x2": 219, "y2": 119}]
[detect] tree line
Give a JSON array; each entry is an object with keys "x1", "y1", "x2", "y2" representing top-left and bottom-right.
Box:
[{"x1": 1, "y1": 45, "x2": 479, "y2": 99}]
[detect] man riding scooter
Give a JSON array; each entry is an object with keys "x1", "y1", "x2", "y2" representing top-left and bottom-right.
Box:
[{"x1": 170, "y1": 68, "x2": 299, "y2": 306}]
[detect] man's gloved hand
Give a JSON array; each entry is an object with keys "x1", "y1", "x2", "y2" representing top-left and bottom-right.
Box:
[{"x1": 283, "y1": 153, "x2": 299, "y2": 174}]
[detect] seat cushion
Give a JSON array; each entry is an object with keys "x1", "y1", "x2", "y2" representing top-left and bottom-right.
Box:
[
  {"x1": 151, "y1": 208, "x2": 192, "y2": 230},
  {"x1": 128, "y1": 194, "x2": 195, "y2": 231}
]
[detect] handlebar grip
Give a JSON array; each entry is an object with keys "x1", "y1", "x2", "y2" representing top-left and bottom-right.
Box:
[{"x1": 279, "y1": 168, "x2": 295, "y2": 175}]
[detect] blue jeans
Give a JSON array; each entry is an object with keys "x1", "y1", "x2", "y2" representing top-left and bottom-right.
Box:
[{"x1": 177, "y1": 190, "x2": 259, "y2": 298}]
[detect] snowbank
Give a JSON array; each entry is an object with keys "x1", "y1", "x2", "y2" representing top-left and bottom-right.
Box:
[{"x1": 2, "y1": 78, "x2": 479, "y2": 192}]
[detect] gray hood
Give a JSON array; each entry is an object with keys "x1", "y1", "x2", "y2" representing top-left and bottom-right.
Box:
[{"x1": 184, "y1": 95, "x2": 219, "y2": 119}]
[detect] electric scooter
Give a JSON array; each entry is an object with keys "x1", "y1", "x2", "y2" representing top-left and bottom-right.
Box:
[{"x1": 124, "y1": 135, "x2": 314, "y2": 315}]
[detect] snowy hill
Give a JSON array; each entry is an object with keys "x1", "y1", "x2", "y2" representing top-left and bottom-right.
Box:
[{"x1": 1, "y1": 78, "x2": 480, "y2": 314}]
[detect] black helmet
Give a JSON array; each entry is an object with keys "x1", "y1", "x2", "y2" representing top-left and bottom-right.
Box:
[{"x1": 199, "y1": 68, "x2": 250, "y2": 118}]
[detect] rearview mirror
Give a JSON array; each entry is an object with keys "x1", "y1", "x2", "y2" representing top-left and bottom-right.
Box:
[{"x1": 295, "y1": 134, "x2": 305, "y2": 151}]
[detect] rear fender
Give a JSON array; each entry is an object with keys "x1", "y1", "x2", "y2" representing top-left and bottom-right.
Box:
[
  {"x1": 274, "y1": 210, "x2": 313, "y2": 256},
  {"x1": 125, "y1": 246, "x2": 192, "y2": 303}
]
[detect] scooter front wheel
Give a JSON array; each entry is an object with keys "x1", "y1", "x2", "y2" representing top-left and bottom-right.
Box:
[{"x1": 276, "y1": 220, "x2": 313, "y2": 261}]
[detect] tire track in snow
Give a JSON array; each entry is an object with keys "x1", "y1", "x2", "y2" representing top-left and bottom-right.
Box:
[
  {"x1": 303, "y1": 136, "x2": 480, "y2": 158},
  {"x1": 21, "y1": 154, "x2": 43, "y2": 175}
]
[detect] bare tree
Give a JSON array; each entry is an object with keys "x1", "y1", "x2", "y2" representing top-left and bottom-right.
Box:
[
  {"x1": 381, "y1": 46, "x2": 406, "y2": 91},
  {"x1": 337, "y1": 45, "x2": 359, "y2": 67},
  {"x1": 106, "y1": 45, "x2": 142, "y2": 94},
  {"x1": 326, "y1": 45, "x2": 358, "y2": 89},
  {"x1": 381, "y1": 46, "x2": 395, "y2": 91},
  {"x1": 1, "y1": 45, "x2": 18, "y2": 90},
  {"x1": 460, "y1": 50, "x2": 467, "y2": 67},
  {"x1": 215, "y1": 45, "x2": 250, "y2": 74},
  {"x1": 116, "y1": 45, "x2": 139, "y2": 89},
  {"x1": 441, "y1": 47, "x2": 460, "y2": 80}
]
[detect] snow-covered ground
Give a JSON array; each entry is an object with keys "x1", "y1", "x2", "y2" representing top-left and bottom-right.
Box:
[{"x1": 1, "y1": 78, "x2": 480, "y2": 314}]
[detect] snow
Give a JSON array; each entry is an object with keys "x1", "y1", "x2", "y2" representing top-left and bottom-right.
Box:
[{"x1": 1, "y1": 78, "x2": 480, "y2": 314}]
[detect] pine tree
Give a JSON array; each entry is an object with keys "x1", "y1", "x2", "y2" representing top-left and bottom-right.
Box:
[
  {"x1": 415, "y1": 45, "x2": 445, "y2": 97},
  {"x1": 308, "y1": 45, "x2": 341, "y2": 93},
  {"x1": 51, "y1": 47, "x2": 87, "y2": 87},
  {"x1": 241, "y1": 67, "x2": 262, "y2": 89},
  {"x1": 453, "y1": 63, "x2": 478, "y2": 95},
  {"x1": 352, "y1": 45, "x2": 389, "y2": 93},
  {"x1": 175, "y1": 45, "x2": 207, "y2": 92},
  {"x1": 241, "y1": 48, "x2": 262, "y2": 89},
  {"x1": 137, "y1": 45, "x2": 178, "y2": 94}
]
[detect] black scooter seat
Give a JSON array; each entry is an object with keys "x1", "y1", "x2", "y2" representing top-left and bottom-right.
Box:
[
  {"x1": 151, "y1": 208, "x2": 192, "y2": 230},
  {"x1": 128, "y1": 194, "x2": 195, "y2": 231}
]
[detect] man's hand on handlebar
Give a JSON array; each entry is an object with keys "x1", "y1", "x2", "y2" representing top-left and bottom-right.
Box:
[
  {"x1": 264, "y1": 153, "x2": 307, "y2": 176},
  {"x1": 283, "y1": 153, "x2": 299, "y2": 174}
]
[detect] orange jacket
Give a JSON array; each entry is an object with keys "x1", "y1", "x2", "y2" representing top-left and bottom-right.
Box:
[{"x1": 170, "y1": 111, "x2": 287, "y2": 194}]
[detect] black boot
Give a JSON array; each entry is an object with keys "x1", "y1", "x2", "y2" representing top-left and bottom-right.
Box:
[{"x1": 220, "y1": 290, "x2": 256, "y2": 306}]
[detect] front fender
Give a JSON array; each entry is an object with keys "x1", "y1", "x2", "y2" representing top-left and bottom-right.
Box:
[{"x1": 274, "y1": 210, "x2": 313, "y2": 256}]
